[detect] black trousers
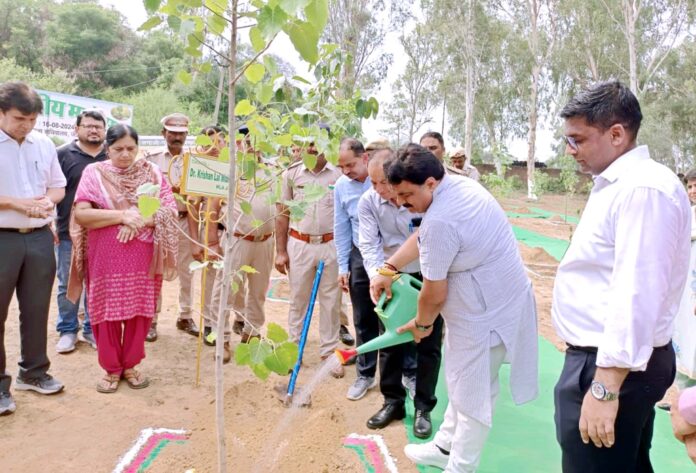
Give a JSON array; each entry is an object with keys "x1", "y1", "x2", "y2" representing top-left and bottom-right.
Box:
[
  {"x1": 0, "y1": 227, "x2": 56, "y2": 392},
  {"x1": 380, "y1": 308, "x2": 443, "y2": 412},
  {"x1": 554, "y1": 344, "x2": 675, "y2": 473},
  {"x1": 349, "y1": 245, "x2": 379, "y2": 378}
]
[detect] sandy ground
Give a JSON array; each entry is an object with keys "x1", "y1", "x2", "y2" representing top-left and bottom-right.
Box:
[{"x1": 0, "y1": 192, "x2": 586, "y2": 472}]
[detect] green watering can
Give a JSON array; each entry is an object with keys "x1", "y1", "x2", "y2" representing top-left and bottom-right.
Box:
[{"x1": 335, "y1": 273, "x2": 422, "y2": 364}]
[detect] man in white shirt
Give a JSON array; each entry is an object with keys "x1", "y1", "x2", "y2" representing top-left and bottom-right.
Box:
[
  {"x1": 552, "y1": 80, "x2": 690, "y2": 472},
  {"x1": 0, "y1": 82, "x2": 67, "y2": 415}
]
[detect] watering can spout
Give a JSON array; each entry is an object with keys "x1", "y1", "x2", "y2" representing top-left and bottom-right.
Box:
[
  {"x1": 335, "y1": 348, "x2": 358, "y2": 365},
  {"x1": 335, "y1": 274, "x2": 422, "y2": 364}
]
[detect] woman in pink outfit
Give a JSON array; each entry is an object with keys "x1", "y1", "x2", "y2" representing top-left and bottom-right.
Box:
[{"x1": 69, "y1": 124, "x2": 178, "y2": 393}]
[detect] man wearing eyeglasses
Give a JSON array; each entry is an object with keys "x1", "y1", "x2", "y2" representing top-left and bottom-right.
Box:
[
  {"x1": 54, "y1": 110, "x2": 107, "y2": 354},
  {"x1": 552, "y1": 80, "x2": 690, "y2": 472}
]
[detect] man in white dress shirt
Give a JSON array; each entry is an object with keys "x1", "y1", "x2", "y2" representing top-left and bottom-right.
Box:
[
  {"x1": 552, "y1": 80, "x2": 691, "y2": 472},
  {"x1": 0, "y1": 82, "x2": 67, "y2": 415},
  {"x1": 371, "y1": 144, "x2": 539, "y2": 472}
]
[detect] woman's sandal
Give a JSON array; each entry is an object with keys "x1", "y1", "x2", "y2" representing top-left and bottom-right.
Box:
[
  {"x1": 123, "y1": 369, "x2": 150, "y2": 389},
  {"x1": 96, "y1": 374, "x2": 120, "y2": 393}
]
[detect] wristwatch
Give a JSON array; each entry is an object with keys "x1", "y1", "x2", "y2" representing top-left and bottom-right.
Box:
[
  {"x1": 415, "y1": 321, "x2": 433, "y2": 332},
  {"x1": 590, "y1": 380, "x2": 618, "y2": 401}
]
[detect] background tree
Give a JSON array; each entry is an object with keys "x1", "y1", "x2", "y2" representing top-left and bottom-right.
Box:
[
  {"x1": 391, "y1": 23, "x2": 439, "y2": 141},
  {"x1": 324, "y1": 0, "x2": 412, "y2": 96},
  {"x1": 0, "y1": 0, "x2": 51, "y2": 72},
  {"x1": 599, "y1": 0, "x2": 691, "y2": 97},
  {"x1": 0, "y1": 58, "x2": 76, "y2": 93}
]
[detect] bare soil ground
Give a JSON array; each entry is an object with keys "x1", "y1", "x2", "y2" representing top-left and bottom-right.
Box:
[{"x1": 0, "y1": 192, "x2": 586, "y2": 472}]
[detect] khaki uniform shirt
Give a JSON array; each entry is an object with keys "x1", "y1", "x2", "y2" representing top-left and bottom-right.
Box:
[
  {"x1": 221, "y1": 161, "x2": 276, "y2": 237},
  {"x1": 281, "y1": 161, "x2": 342, "y2": 235},
  {"x1": 446, "y1": 163, "x2": 465, "y2": 176},
  {"x1": 145, "y1": 147, "x2": 187, "y2": 212},
  {"x1": 462, "y1": 164, "x2": 481, "y2": 181}
]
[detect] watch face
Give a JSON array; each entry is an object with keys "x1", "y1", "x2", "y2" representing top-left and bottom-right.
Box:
[{"x1": 591, "y1": 381, "x2": 606, "y2": 400}]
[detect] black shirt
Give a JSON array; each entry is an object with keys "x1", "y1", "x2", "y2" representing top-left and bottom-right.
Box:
[{"x1": 56, "y1": 141, "x2": 107, "y2": 240}]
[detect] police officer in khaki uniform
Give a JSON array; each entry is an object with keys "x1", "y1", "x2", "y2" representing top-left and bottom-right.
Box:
[
  {"x1": 207, "y1": 126, "x2": 275, "y2": 363},
  {"x1": 144, "y1": 113, "x2": 199, "y2": 341},
  {"x1": 449, "y1": 147, "x2": 480, "y2": 181},
  {"x1": 290, "y1": 141, "x2": 355, "y2": 347},
  {"x1": 419, "y1": 131, "x2": 467, "y2": 177},
  {"x1": 276, "y1": 136, "x2": 344, "y2": 378}
]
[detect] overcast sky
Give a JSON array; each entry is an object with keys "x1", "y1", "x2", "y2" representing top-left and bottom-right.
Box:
[{"x1": 100, "y1": 0, "x2": 553, "y2": 160}]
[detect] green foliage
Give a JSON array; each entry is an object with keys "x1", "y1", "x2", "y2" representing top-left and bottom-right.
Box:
[
  {"x1": 235, "y1": 323, "x2": 298, "y2": 379},
  {"x1": 0, "y1": 58, "x2": 76, "y2": 93},
  {"x1": 384, "y1": 24, "x2": 439, "y2": 141},
  {"x1": 45, "y1": 3, "x2": 127, "y2": 90},
  {"x1": 507, "y1": 174, "x2": 525, "y2": 192},
  {"x1": 0, "y1": 0, "x2": 50, "y2": 71},
  {"x1": 481, "y1": 171, "x2": 515, "y2": 198},
  {"x1": 323, "y1": 0, "x2": 403, "y2": 97},
  {"x1": 115, "y1": 86, "x2": 213, "y2": 135},
  {"x1": 560, "y1": 168, "x2": 579, "y2": 195}
]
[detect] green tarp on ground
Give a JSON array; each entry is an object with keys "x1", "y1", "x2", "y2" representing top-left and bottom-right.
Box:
[
  {"x1": 506, "y1": 207, "x2": 580, "y2": 225},
  {"x1": 399, "y1": 218, "x2": 692, "y2": 472},
  {"x1": 403, "y1": 337, "x2": 692, "y2": 472},
  {"x1": 511, "y1": 226, "x2": 570, "y2": 261}
]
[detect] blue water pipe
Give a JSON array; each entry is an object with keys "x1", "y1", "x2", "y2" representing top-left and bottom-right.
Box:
[{"x1": 286, "y1": 259, "x2": 324, "y2": 401}]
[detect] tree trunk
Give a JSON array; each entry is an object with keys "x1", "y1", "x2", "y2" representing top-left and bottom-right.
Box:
[
  {"x1": 441, "y1": 94, "x2": 446, "y2": 138},
  {"x1": 463, "y1": 0, "x2": 475, "y2": 159},
  {"x1": 409, "y1": 103, "x2": 416, "y2": 142},
  {"x1": 526, "y1": 0, "x2": 540, "y2": 200},
  {"x1": 623, "y1": 0, "x2": 639, "y2": 95},
  {"x1": 487, "y1": 120, "x2": 503, "y2": 176},
  {"x1": 213, "y1": 65, "x2": 225, "y2": 124},
  {"x1": 213, "y1": 1, "x2": 239, "y2": 472},
  {"x1": 527, "y1": 62, "x2": 540, "y2": 200}
]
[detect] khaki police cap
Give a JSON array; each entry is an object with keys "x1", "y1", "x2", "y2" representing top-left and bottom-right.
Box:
[
  {"x1": 160, "y1": 113, "x2": 190, "y2": 132},
  {"x1": 450, "y1": 147, "x2": 467, "y2": 158}
]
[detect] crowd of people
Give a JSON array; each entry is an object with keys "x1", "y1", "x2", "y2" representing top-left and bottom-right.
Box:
[{"x1": 1, "y1": 78, "x2": 696, "y2": 472}]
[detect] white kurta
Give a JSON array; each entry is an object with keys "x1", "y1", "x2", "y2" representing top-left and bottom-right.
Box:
[{"x1": 419, "y1": 174, "x2": 539, "y2": 426}]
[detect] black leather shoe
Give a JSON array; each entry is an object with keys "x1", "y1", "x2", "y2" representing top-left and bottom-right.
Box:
[
  {"x1": 339, "y1": 325, "x2": 355, "y2": 346},
  {"x1": 367, "y1": 404, "x2": 406, "y2": 429},
  {"x1": 232, "y1": 320, "x2": 244, "y2": 335},
  {"x1": 414, "y1": 409, "x2": 432, "y2": 439},
  {"x1": 176, "y1": 318, "x2": 199, "y2": 337},
  {"x1": 203, "y1": 326, "x2": 215, "y2": 346}
]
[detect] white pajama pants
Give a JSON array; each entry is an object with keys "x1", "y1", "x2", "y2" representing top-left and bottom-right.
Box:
[{"x1": 434, "y1": 343, "x2": 507, "y2": 472}]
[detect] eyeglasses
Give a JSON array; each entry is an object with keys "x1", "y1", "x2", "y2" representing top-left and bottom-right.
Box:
[
  {"x1": 79, "y1": 125, "x2": 105, "y2": 131},
  {"x1": 564, "y1": 136, "x2": 578, "y2": 151}
]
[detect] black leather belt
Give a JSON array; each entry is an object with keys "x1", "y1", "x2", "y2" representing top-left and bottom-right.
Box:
[
  {"x1": 566, "y1": 342, "x2": 671, "y2": 354},
  {"x1": 0, "y1": 225, "x2": 49, "y2": 234}
]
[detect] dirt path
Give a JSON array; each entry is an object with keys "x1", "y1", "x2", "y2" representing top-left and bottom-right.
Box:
[{"x1": 0, "y1": 193, "x2": 585, "y2": 472}]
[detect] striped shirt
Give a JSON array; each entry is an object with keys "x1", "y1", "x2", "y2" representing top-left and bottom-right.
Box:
[
  {"x1": 357, "y1": 188, "x2": 422, "y2": 278},
  {"x1": 418, "y1": 174, "x2": 538, "y2": 426}
]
